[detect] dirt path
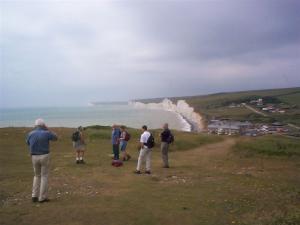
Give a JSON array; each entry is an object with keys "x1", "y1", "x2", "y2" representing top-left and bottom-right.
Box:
[
  {"x1": 242, "y1": 103, "x2": 268, "y2": 116},
  {"x1": 288, "y1": 123, "x2": 300, "y2": 130},
  {"x1": 173, "y1": 138, "x2": 236, "y2": 162}
]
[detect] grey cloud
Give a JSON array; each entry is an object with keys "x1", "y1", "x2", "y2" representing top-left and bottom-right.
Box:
[
  {"x1": 123, "y1": 0, "x2": 300, "y2": 62},
  {"x1": 0, "y1": 0, "x2": 300, "y2": 107}
]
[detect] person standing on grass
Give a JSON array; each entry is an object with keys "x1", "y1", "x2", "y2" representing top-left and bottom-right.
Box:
[
  {"x1": 72, "y1": 126, "x2": 86, "y2": 164},
  {"x1": 26, "y1": 118, "x2": 57, "y2": 203},
  {"x1": 119, "y1": 125, "x2": 131, "y2": 161},
  {"x1": 135, "y1": 125, "x2": 154, "y2": 174},
  {"x1": 111, "y1": 124, "x2": 121, "y2": 160},
  {"x1": 160, "y1": 123, "x2": 174, "y2": 168}
]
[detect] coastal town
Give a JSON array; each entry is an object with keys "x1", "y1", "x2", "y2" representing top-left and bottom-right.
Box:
[
  {"x1": 128, "y1": 96, "x2": 299, "y2": 137},
  {"x1": 206, "y1": 97, "x2": 299, "y2": 137},
  {"x1": 207, "y1": 119, "x2": 291, "y2": 137}
]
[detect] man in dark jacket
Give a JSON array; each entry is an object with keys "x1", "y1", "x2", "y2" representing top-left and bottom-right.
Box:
[
  {"x1": 26, "y1": 119, "x2": 57, "y2": 203},
  {"x1": 160, "y1": 123, "x2": 172, "y2": 168}
]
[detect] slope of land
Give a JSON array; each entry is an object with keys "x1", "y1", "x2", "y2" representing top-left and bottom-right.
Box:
[
  {"x1": 137, "y1": 87, "x2": 300, "y2": 126},
  {"x1": 1, "y1": 127, "x2": 299, "y2": 225},
  {"x1": 180, "y1": 87, "x2": 300, "y2": 126}
]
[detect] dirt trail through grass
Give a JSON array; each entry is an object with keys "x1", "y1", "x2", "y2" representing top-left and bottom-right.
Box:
[
  {"x1": 1, "y1": 128, "x2": 299, "y2": 225},
  {"x1": 180, "y1": 138, "x2": 235, "y2": 159}
]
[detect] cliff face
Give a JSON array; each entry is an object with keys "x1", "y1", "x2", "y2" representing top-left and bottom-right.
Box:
[{"x1": 129, "y1": 98, "x2": 204, "y2": 131}]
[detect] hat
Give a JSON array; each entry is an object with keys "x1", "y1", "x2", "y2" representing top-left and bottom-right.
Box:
[{"x1": 35, "y1": 118, "x2": 45, "y2": 127}]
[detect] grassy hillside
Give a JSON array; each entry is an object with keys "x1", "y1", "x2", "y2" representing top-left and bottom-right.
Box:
[
  {"x1": 1, "y1": 127, "x2": 299, "y2": 225},
  {"x1": 137, "y1": 87, "x2": 300, "y2": 126},
  {"x1": 234, "y1": 135, "x2": 300, "y2": 157},
  {"x1": 179, "y1": 87, "x2": 300, "y2": 125}
]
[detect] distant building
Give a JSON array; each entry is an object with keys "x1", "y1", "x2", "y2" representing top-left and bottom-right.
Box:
[
  {"x1": 250, "y1": 98, "x2": 263, "y2": 106},
  {"x1": 244, "y1": 129, "x2": 259, "y2": 137},
  {"x1": 272, "y1": 122, "x2": 284, "y2": 127},
  {"x1": 262, "y1": 105, "x2": 275, "y2": 111},
  {"x1": 257, "y1": 98, "x2": 263, "y2": 106},
  {"x1": 228, "y1": 103, "x2": 241, "y2": 108},
  {"x1": 207, "y1": 120, "x2": 252, "y2": 135}
]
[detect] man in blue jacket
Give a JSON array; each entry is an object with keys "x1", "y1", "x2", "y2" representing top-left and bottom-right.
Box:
[
  {"x1": 111, "y1": 124, "x2": 121, "y2": 160},
  {"x1": 26, "y1": 119, "x2": 58, "y2": 203}
]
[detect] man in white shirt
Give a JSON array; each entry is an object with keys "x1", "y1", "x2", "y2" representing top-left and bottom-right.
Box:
[{"x1": 135, "y1": 125, "x2": 152, "y2": 174}]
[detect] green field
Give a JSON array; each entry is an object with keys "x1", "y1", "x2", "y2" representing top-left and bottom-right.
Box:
[
  {"x1": 1, "y1": 127, "x2": 299, "y2": 225},
  {"x1": 234, "y1": 135, "x2": 300, "y2": 157},
  {"x1": 181, "y1": 87, "x2": 300, "y2": 125},
  {"x1": 138, "y1": 87, "x2": 300, "y2": 126}
]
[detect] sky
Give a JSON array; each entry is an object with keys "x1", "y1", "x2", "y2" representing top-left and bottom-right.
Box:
[{"x1": 0, "y1": 0, "x2": 300, "y2": 107}]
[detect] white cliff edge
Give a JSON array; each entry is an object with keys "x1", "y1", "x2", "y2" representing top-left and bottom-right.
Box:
[{"x1": 129, "y1": 98, "x2": 204, "y2": 132}]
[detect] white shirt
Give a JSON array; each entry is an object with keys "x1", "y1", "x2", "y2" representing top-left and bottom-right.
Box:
[{"x1": 140, "y1": 131, "x2": 151, "y2": 148}]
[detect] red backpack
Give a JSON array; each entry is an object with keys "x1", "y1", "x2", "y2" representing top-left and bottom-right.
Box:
[
  {"x1": 112, "y1": 160, "x2": 123, "y2": 167},
  {"x1": 124, "y1": 131, "x2": 131, "y2": 141}
]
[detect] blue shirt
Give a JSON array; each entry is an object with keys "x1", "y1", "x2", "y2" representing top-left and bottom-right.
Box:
[
  {"x1": 111, "y1": 128, "x2": 121, "y2": 145},
  {"x1": 26, "y1": 127, "x2": 58, "y2": 155}
]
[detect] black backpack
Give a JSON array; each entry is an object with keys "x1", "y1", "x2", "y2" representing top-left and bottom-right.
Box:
[
  {"x1": 72, "y1": 131, "x2": 80, "y2": 142},
  {"x1": 146, "y1": 134, "x2": 155, "y2": 149}
]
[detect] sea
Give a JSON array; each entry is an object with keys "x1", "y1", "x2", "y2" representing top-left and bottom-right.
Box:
[{"x1": 0, "y1": 103, "x2": 191, "y2": 131}]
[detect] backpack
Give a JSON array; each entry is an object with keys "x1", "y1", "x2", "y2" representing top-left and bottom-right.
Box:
[
  {"x1": 167, "y1": 133, "x2": 174, "y2": 144},
  {"x1": 72, "y1": 131, "x2": 80, "y2": 142},
  {"x1": 112, "y1": 160, "x2": 123, "y2": 167},
  {"x1": 146, "y1": 134, "x2": 155, "y2": 149},
  {"x1": 124, "y1": 131, "x2": 131, "y2": 141}
]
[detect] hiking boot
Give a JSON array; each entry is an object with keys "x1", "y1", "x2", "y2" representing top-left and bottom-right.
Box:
[
  {"x1": 163, "y1": 165, "x2": 170, "y2": 168},
  {"x1": 76, "y1": 160, "x2": 80, "y2": 164},
  {"x1": 80, "y1": 160, "x2": 85, "y2": 164},
  {"x1": 38, "y1": 198, "x2": 50, "y2": 203},
  {"x1": 134, "y1": 170, "x2": 141, "y2": 174},
  {"x1": 32, "y1": 197, "x2": 38, "y2": 203},
  {"x1": 145, "y1": 171, "x2": 151, "y2": 174}
]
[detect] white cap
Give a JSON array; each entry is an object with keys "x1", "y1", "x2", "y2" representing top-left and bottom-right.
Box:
[{"x1": 35, "y1": 118, "x2": 45, "y2": 127}]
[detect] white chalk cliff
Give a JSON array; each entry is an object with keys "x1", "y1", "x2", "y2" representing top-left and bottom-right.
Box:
[{"x1": 129, "y1": 98, "x2": 203, "y2": 132}]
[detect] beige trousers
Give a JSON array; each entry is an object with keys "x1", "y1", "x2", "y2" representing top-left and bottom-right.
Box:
[
  {"x1": 161, "y1": 142, "x2": 169, "y2": 167},
  {"x1": 136, "y1": 147, "x2": 152, "y2": 171},
  {"x1": 31, "y1": 154, "x2": 50, "y2": 201}
]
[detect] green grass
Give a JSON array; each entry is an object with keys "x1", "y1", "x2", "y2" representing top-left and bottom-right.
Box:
[
  {"x1": 1, "y1": 127, "x2": 299, "y2": 225},
  {"x1": 85, "y1": 126, "x2": 224, "y2": 152},
  {"x1": 233, "y1": 135, "x2": 300, "y2": 157},
  {"x1": 168, "y1": 131, "x2": 224, "y2": 151},
  {"x1": 177, "y1": 87, "x2": 300, "y2": 125},
  {"x1": 137, "y1": 87, "x2": 300, "y2": 126}
]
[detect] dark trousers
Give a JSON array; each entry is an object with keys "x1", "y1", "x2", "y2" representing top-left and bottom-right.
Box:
[{"x1": 113, "y1": 144, "x2": 120, "y2": 160}]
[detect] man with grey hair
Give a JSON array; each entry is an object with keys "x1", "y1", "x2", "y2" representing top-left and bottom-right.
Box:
[{"x1": 26, "y1": 118, "x2": 58, "y2": 203}]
